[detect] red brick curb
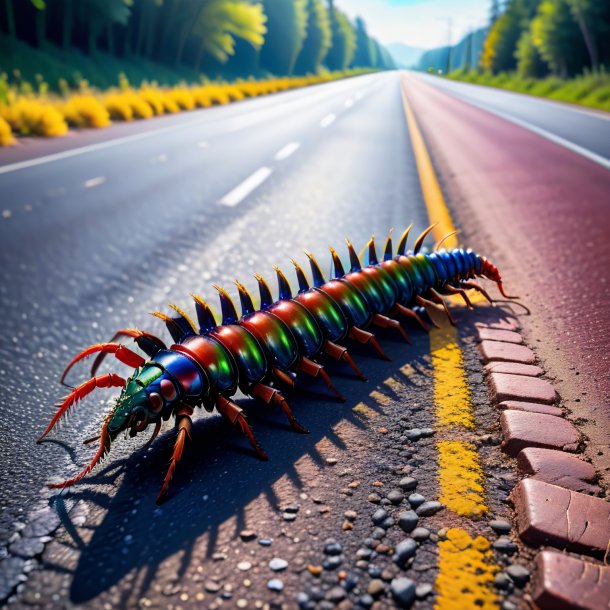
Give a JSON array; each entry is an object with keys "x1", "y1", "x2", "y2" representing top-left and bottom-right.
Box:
[
  {"x1": 517, "y1": 448, "x2": 599, "y2": 495},
  {"x1": 511, "y1": 479, "x2": 610, "y2": 555},
  {"x1": 500, "y1": 411, "x2": 579, "y2": 456},
  {"x1": 532, "y1": 551, "x2": 610, "y2": 610},
  {"x1": 476, "y1": 318, "x2": 609, "y2": 606}
]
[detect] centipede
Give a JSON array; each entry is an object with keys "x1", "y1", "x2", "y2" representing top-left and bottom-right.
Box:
[{"x1": 37, "y1": 224, "x2": 520, "y2": 503}]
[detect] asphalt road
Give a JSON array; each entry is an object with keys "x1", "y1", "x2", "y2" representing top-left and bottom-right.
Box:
[
  {"x1": 415, "y1": 72, "x2": 610, "y2": 168},
  {"x1": 0, "y1": 72, "x2": 430, "y2": 550},
  {"x1": 1, "y1": 70, "x2": 609, "y2": 608}
]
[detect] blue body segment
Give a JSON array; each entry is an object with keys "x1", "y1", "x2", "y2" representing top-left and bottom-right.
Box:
[{"x1": 153, "y1": 350, "x2": 207, "y2": 398}]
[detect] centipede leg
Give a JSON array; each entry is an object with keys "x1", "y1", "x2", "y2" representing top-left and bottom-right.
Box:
[
  {"x1": 429, "y1": 288, "x2": 457, "y2": 326},
  {"x1": 461, "y1": 281, "x2": 494, "y2": 305},
  {"x1": 216, "y1": 396, "x2": 268, "y2": 460},
  {"x1": 298, "y1": 357, "x2": 346, "y2": 402},
  {"x1": 391, "y1": 303, "x2": 432, "y2": 333},
  {"x1": 156, "y1": 412, "x2": 192, "y2": 504},
  {"x1": 442, "y1": 284, "x2": 475, "y2": 309},
  {"x1": 324, "y1": 341, "x2": 367, "y2": 381},
  {"x1": 414, "y1": 296, "x2": 443, "y2": 329},
  {"x1": 372, "y1": 314, "x2": 411, "y2": 344},
  {"x1": 251, "y1": 383, "x2": 309, "y2": 433},
  {"x1": 348, "y1": 326, "x2": 391, "y2": 361},
  {"x1": 272, "y1": 367, "x2": 295, "y2": 389}
]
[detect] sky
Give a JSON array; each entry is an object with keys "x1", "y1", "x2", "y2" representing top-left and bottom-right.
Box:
[{"x1": 334, "y1": 0, "x2": 491, "y2": 49}]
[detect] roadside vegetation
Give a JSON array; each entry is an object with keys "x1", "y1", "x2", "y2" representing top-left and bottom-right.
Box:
[
  {"x1": 0, "y1": 0, "x2": 395, "y2": 145},
  {"x1": 422, "y1": 0, "x2": 610, "y2": 112}
]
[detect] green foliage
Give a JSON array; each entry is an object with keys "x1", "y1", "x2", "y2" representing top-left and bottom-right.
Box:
[
  {"x1": 515, "y1": 29, "x2": 549, "y2": 77},
  {"x1": 325, "y1": 1, "x2": 356, "y2": 71},
  {"x1": 352, "y1": 17, "x2": 372, "y2": 67},
  {"x1": 447, "y1": 67, "x2": 610, "y2": 111},
  {"x1": 259, "y1": 0, "x2": 307, "y2": 75},
  {"x1": 294, "y1": 0, "x2": 332, "y2": 74}
]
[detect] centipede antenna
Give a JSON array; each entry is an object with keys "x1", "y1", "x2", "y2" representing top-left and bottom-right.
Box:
[
  {"x1": 329, "y1": 246, "x2": 345, "y2": 278},
  {"x1": 494, "y1": 299, "x2": 531, "y2": 315},
  {"x1": 368, "y1": 235, "x2": 379, "y2": 265},
  {"x1": 273, "y1": 265, "x2": 293, "y2": 300},
  {"x1": 234, "y1": 280, "x2": 256, "y2": 317},
  {"x1": 434, "y1": 231, "x2": 458, "y2": 252},
  {"x1": 413, "y1": 223, "x2": 438, "y2": 255},
  {"x1": 254, "y1": 273, "x2": 274, "y2": 309},
  {"x1": 345, "y1": 239, "x2": 361, "y2": 272},
  {"x1": 290, "y1": 259, "x2": 310, "y2": 293},
  {"x1": 191, "y1": 294, "x2": 217, "y2": 334},
  {"x1": 305, "y1": 251, "x2": 326, "y2": 287},
  {"x1": 152, "y1": 311, "x2": 185, "y2": 342},
  {"x1": 213, "y1": 285, "x2": 239, "y2": 325},
  {"x1": 168, "y1": 303, "x2": 198, "y2": 335},
  {"x1": 397, "y1": 223, "x2": 413, "y2": 256},
  {"x1": 383, "y1": 229, "x2": 394, "y2": 261},
  {"x1": 497, "y1": 282, "x2": 520, "y2": 300}
]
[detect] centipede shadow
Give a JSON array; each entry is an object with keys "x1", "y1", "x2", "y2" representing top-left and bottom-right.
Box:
[{"x1": 57, "y1": 323, "x2": 433, "y2": 604}]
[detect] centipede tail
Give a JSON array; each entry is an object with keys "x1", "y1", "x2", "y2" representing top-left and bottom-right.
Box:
[{"x1": 39, "y1": 225, "x2": 521, "y2": 501}]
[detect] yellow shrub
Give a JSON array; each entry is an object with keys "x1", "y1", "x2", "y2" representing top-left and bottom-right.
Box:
[
  {"x1": 222, "y1": 86, "x2": 245, "y2": 102},
  {"x1": 1, "y1": 98, "x2": 68, "y2": 137},
  {"x1": 0, "y1": 115, "x2": 15, "y2": 146},
  {"x1": 137, "y1": 88, "x2": 165, "y2": 115},
  {"x1": 60, "y1": 94, "x2": 110, "y2": 128},
  {"x1": 103, "y1": 91, "x2": 153, "y2": 121},
  {"x1": 205, "y1": 85, "x2": 231, "y2": 105},
  {"x1": 190, "y1": 87, "x2": 213, "y2": 108},
  {"x1": 167, "y1": 88, "x2": 196, "y2": 111}
]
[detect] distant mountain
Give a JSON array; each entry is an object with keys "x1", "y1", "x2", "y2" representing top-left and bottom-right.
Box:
[
  {"x1": 417, "y1": 27, "x2": 488, "y2": 73},
  {"x1": 386, "y1": 43, "x2": 426, "y2": 69}
]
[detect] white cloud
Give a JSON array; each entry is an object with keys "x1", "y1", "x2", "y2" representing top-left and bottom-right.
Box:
[{"x1": 334, "y1": 0, "x2": 490, "y2": 48}]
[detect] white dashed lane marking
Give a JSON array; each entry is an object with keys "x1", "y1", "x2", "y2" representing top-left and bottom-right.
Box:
[
  {"x1": 274, "y1": 142, "x2": 301, "y2": 161},
  {"x1": 83, "y1": 176, "x2": 106, "y2": 189},
  {"x1": 320, "y1": 113, "x2": 336, "y2": 128},
  {"x1": 219, "y1": 167, "x2": 273, "y2": 207}
]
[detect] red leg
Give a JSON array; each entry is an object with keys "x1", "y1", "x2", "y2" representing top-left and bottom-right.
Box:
[
  {"x1": 251, "y1": 383, "x2": 309, "y2": 433},
  {"x1": 91, "y1": 328, "x2": 166, "y2": 376},
  {"x1": 272, "y1": 366, "x2": 295, "y2": 388},
  {"x1": 156, "y1": 412, "x2": 192, "y2": 504},
  {"x1": 391, "y1": 303, "x2": 432, "y2": 333},
  {"x1": 324, "y1": 341, "x2": 367, "y2": 381},
  {"x1": 38, "y1": 373, "x2": 126, "y2": 443},
  {"x1": 461, "y1": 281, "x2": 494, "y2": 304},
  {"x1": 348, "y1": 326, "x2": 391, "y2": 360},
  {"x1": 414, "y1": 295, "x2": 445, "y2": 328},
  {"x1": 62, "y1": 343, "x2": 144, "y2": 384},
  {"x1": 216, "y1": 396, "x2": 268, "y2": 460},
  {"x1": 372, "y1": 313, "x2": 411, "y2": 343},
  {"x1": 442, "y1": 284, "x2": 475, "y2": 309},
  {"x1": 297, "y1": 357, "x2": 346, "y2": 402},
  {"x1": 429, "y1": 288, "x2": 457, "y2": 326}
]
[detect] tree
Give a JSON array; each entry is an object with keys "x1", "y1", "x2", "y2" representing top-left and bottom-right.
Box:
[
  {"x1": 565, "y1": 0, "x2": 601, "y2": 71},
  {"x1": 515, "y1": 28, "x2": 549, "y2": 76},
  {"x1": 325, "y1": 1, "x2": 356, "y2": 70},
  {"x1": 352, "y1": 17, "x2": 372, "y2": 67},
  {"x1": 531, "y1": 0, "x2": 588, "y2": 76},
  {"x1": 490, "y1": 0, "x2": 502, "y2": 25},
  {"x1": 294, "y1": 0, "x2": 332, "y2": 74},
  {"x1": 259, "y1": 0, "x2": 307, "y2": 75},
  {"x1": 481, "y1": 0, "x2": 526, "y2": 72}
]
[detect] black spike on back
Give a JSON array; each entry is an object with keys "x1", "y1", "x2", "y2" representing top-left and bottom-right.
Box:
[
  {"x1": 345, "y1": 239, "x2": 361, "y2": 272},
  {"x1": 397, "y1": 223, "x2": 413, "y2": 256},
  {"x1": 168, "y1": 304, "x2": 197, "y2": 337},
  {"x1": 413, "y1": 223, "x2": 438, "y2": 255},
  {"x1": 234, "y1": 281, "x2": 255, "y2": 317},
  {"x1": 291, "y1": 259, "x2": 310, "y2": 293},
  {"x1": 273, "y1": 266, "x2": 292, "y2": 300},
  {"x1": 212, "y1": 285, "x2": 239, "y2": 325},
  {"x1": 305, "y1": 251, "x2": 326, "y2": 287},
  {"x1": 368, "y1": 235, "x2": 379, "y2": 265},
  {"x1": 151, "y1": 311, "x2": 187, "y2": 343},
  {"x1": 255, "y1": 273, "x2": 274, "y2": 309},
  {"x1": 191, "y1": 294, "x2": 217, "y2": 334},
  {"x1": 329, "y1": 246, "x2": 345, "y2": 278},
  {"x1": 383, "y1": 229, "x2": 393, "y2": 261}
]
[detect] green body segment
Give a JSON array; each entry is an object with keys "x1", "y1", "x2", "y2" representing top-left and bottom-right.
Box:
[
  {"x1": 381, "y1": 259, "x2": 414, "y2": 304},
  {"x1": 269, "y1": 299, "x2": 324, "y2": 358},
  {"x1": 318, "y1": 279, "x2": 371, "y2": 328},
  {"x1": 344, "y1": 267, "x2": 397, "y2": 314},
  {"x1": 294, "y1": 289, "x2": 349, "y2": 342},
  {"x1": 240, "y1": 311, "x2": 300, "y2": 371},
  {"x1": 211, "y1": 324, "x2": 267, "y2": 387}
]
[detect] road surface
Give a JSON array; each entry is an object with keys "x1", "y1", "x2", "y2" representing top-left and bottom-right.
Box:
[{"x1": 0, "y1": 71, "x2": 608, "y2": 609}]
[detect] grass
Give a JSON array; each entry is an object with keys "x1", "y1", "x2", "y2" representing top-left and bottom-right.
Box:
[{"x1": 444, "y1": 68, "x2": 610, "y2": 113}]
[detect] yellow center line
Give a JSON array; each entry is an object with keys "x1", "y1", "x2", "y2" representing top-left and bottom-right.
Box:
[{"x1": 400, "y1": 72, "x2": 499, "y2": 608}]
